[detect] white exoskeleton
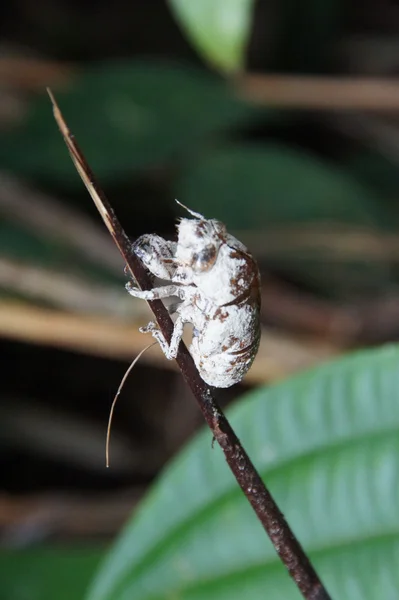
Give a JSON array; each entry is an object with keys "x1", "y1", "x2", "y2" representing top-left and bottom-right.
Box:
[{"x1": 126, "y1": 202, "x2": 261, "y2": 388}]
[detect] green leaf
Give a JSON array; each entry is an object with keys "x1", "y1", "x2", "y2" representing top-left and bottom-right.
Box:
[
  {"x1": 0, "y1": 547, "x2": 103, "y2": 600},
  {"x1": 0, "y1": 61, "x2": 256, "y2": 185},
  {"x1": 174, "y1": 142, "x2": 392, "y2": 298},
  {"x1": 87, "y1": 345, "x2": 399, "y2": 600},
  {"x1": 347, "y1": 149, "x2": 399, "y2": 205},
  {"x1": 175, "y1": 143, "x2": 384, "y2": 230},
  {"x1": 168, "y1": 0, "x2": 255, "y2": 73}
]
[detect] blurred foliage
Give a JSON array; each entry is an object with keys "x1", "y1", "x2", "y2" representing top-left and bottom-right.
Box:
[
  {"x1": 1, "y1": 59, "x2": 396, "y2": 301},
  {"x1": 175, "y1": 143, "x2": 385, "y2": 229},
  {"x1": 87, "y1": 346, "x2": 399, "y2": 600},
  {"x1": 2, "y1": 0, "x2": 399, "y2": 599},
  {"x1": 175, "y1": 143, "x2": 395, "y2": 298},
  {"x1": 0, "y1": 221, "x2": 121, "y2": 286},
  {"x1": 347, "y1": 149, "x2": 399, "y2": 202},
  {"x1": 0, "y1": 61, "x2": 258, "y2": 186},
  {"x1": 0, "y1": 548, "x2": 103, "y2": 600},
  {"x1": 168, "y1": 0, "x2": 255, "y2": 73}
]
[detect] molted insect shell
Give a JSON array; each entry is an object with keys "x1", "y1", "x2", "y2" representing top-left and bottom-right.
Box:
[{"x1": 128, "y1": 204, "x2": 261, "y2": 388}]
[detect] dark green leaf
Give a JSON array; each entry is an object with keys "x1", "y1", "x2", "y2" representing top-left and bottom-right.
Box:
[
  {"x1": 87, "y1": 345, "x2": 399, "y2": 600},
  {"x1": 347, "y1": 149, "x2": 399, "y2": 207},
  {"x1": 0, "y1": 547, "x2": 103, "y2": 600},
  {"x1": 168, "y1": 0, "x2": 255, "y2": 73},
  {"x1": 0, "y1": 61, "x2": 257, "y2": 185},
  {"x1": 175, "y1": 142, "x2": 394, "y2": 297},
  {"x1": 175, "y1": 143, "x2": 383, "y2": 230}
]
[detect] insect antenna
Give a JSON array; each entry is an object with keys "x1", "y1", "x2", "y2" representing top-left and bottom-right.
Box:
[
  {"x1": 106, "y1": 342, "x2": 157, "y2": 468},
  {"x1": 175, "y1": 199, "x2": 205, "y2": 220}
]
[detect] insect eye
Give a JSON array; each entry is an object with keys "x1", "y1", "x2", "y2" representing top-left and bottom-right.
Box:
[{"x1": 191, "y1": 245, "x2": 217, "y2": 272}]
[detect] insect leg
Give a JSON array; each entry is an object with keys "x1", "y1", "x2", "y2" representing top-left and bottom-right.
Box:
[
  {"x1": 139, "y1": 315, "x2": 185, "y2": 360},
  {"x1": 126, "y1": 282, "x2": 185, "y2": 301},
  {"x1": 133, "y1": 234, "x2": 177, "y2": 280}
]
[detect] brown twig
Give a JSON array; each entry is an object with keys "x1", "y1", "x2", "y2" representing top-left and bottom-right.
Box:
[
  {"x1": 47, "y1": 89, "x2": 332, "y2": 600},
  {"x1": 0, "y1": 302, "x2": 339, "y2": 382},
  {"x1": 239, "y1": 223, "x2": 399, "y2": 262},
  {"x1": 0, "y1": 257, "x2": 136, "y2": 317},
  {"x1": 236, "y1": 74, "x2": 399, "y2": 111},
  {"x1": 0, "y1": 489, "x2": 144, "y2": 544},
  {"x1": 0, "y1": 171, "x2": 122, "y2": 274},
  {"x1": 260, "y1": 277, "x2": 361, "y2": 342},
  {"x1": 0, "y1": 57, "x2": 72, "y2": 90}
]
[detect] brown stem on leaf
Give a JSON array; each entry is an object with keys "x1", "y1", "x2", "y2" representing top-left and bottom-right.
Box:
[{"x1": 47, "y1": 89, "x2": 332, "y2": 600}]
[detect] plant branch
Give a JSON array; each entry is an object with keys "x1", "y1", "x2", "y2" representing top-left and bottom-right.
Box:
[
  {"x1": 236, "y1": 74, "x2": 399, "y2": 111},
  {"x1": 48, "y1": 89, "x2": 332, "y2": 600},
  {"x1": 0, "y1": 56, "x2": 72, "y2": 90}
]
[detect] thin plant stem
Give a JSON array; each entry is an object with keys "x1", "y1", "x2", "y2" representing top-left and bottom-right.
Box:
[{"x1": 48, "y1": 89, "x2": 332, "y2": 600}]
